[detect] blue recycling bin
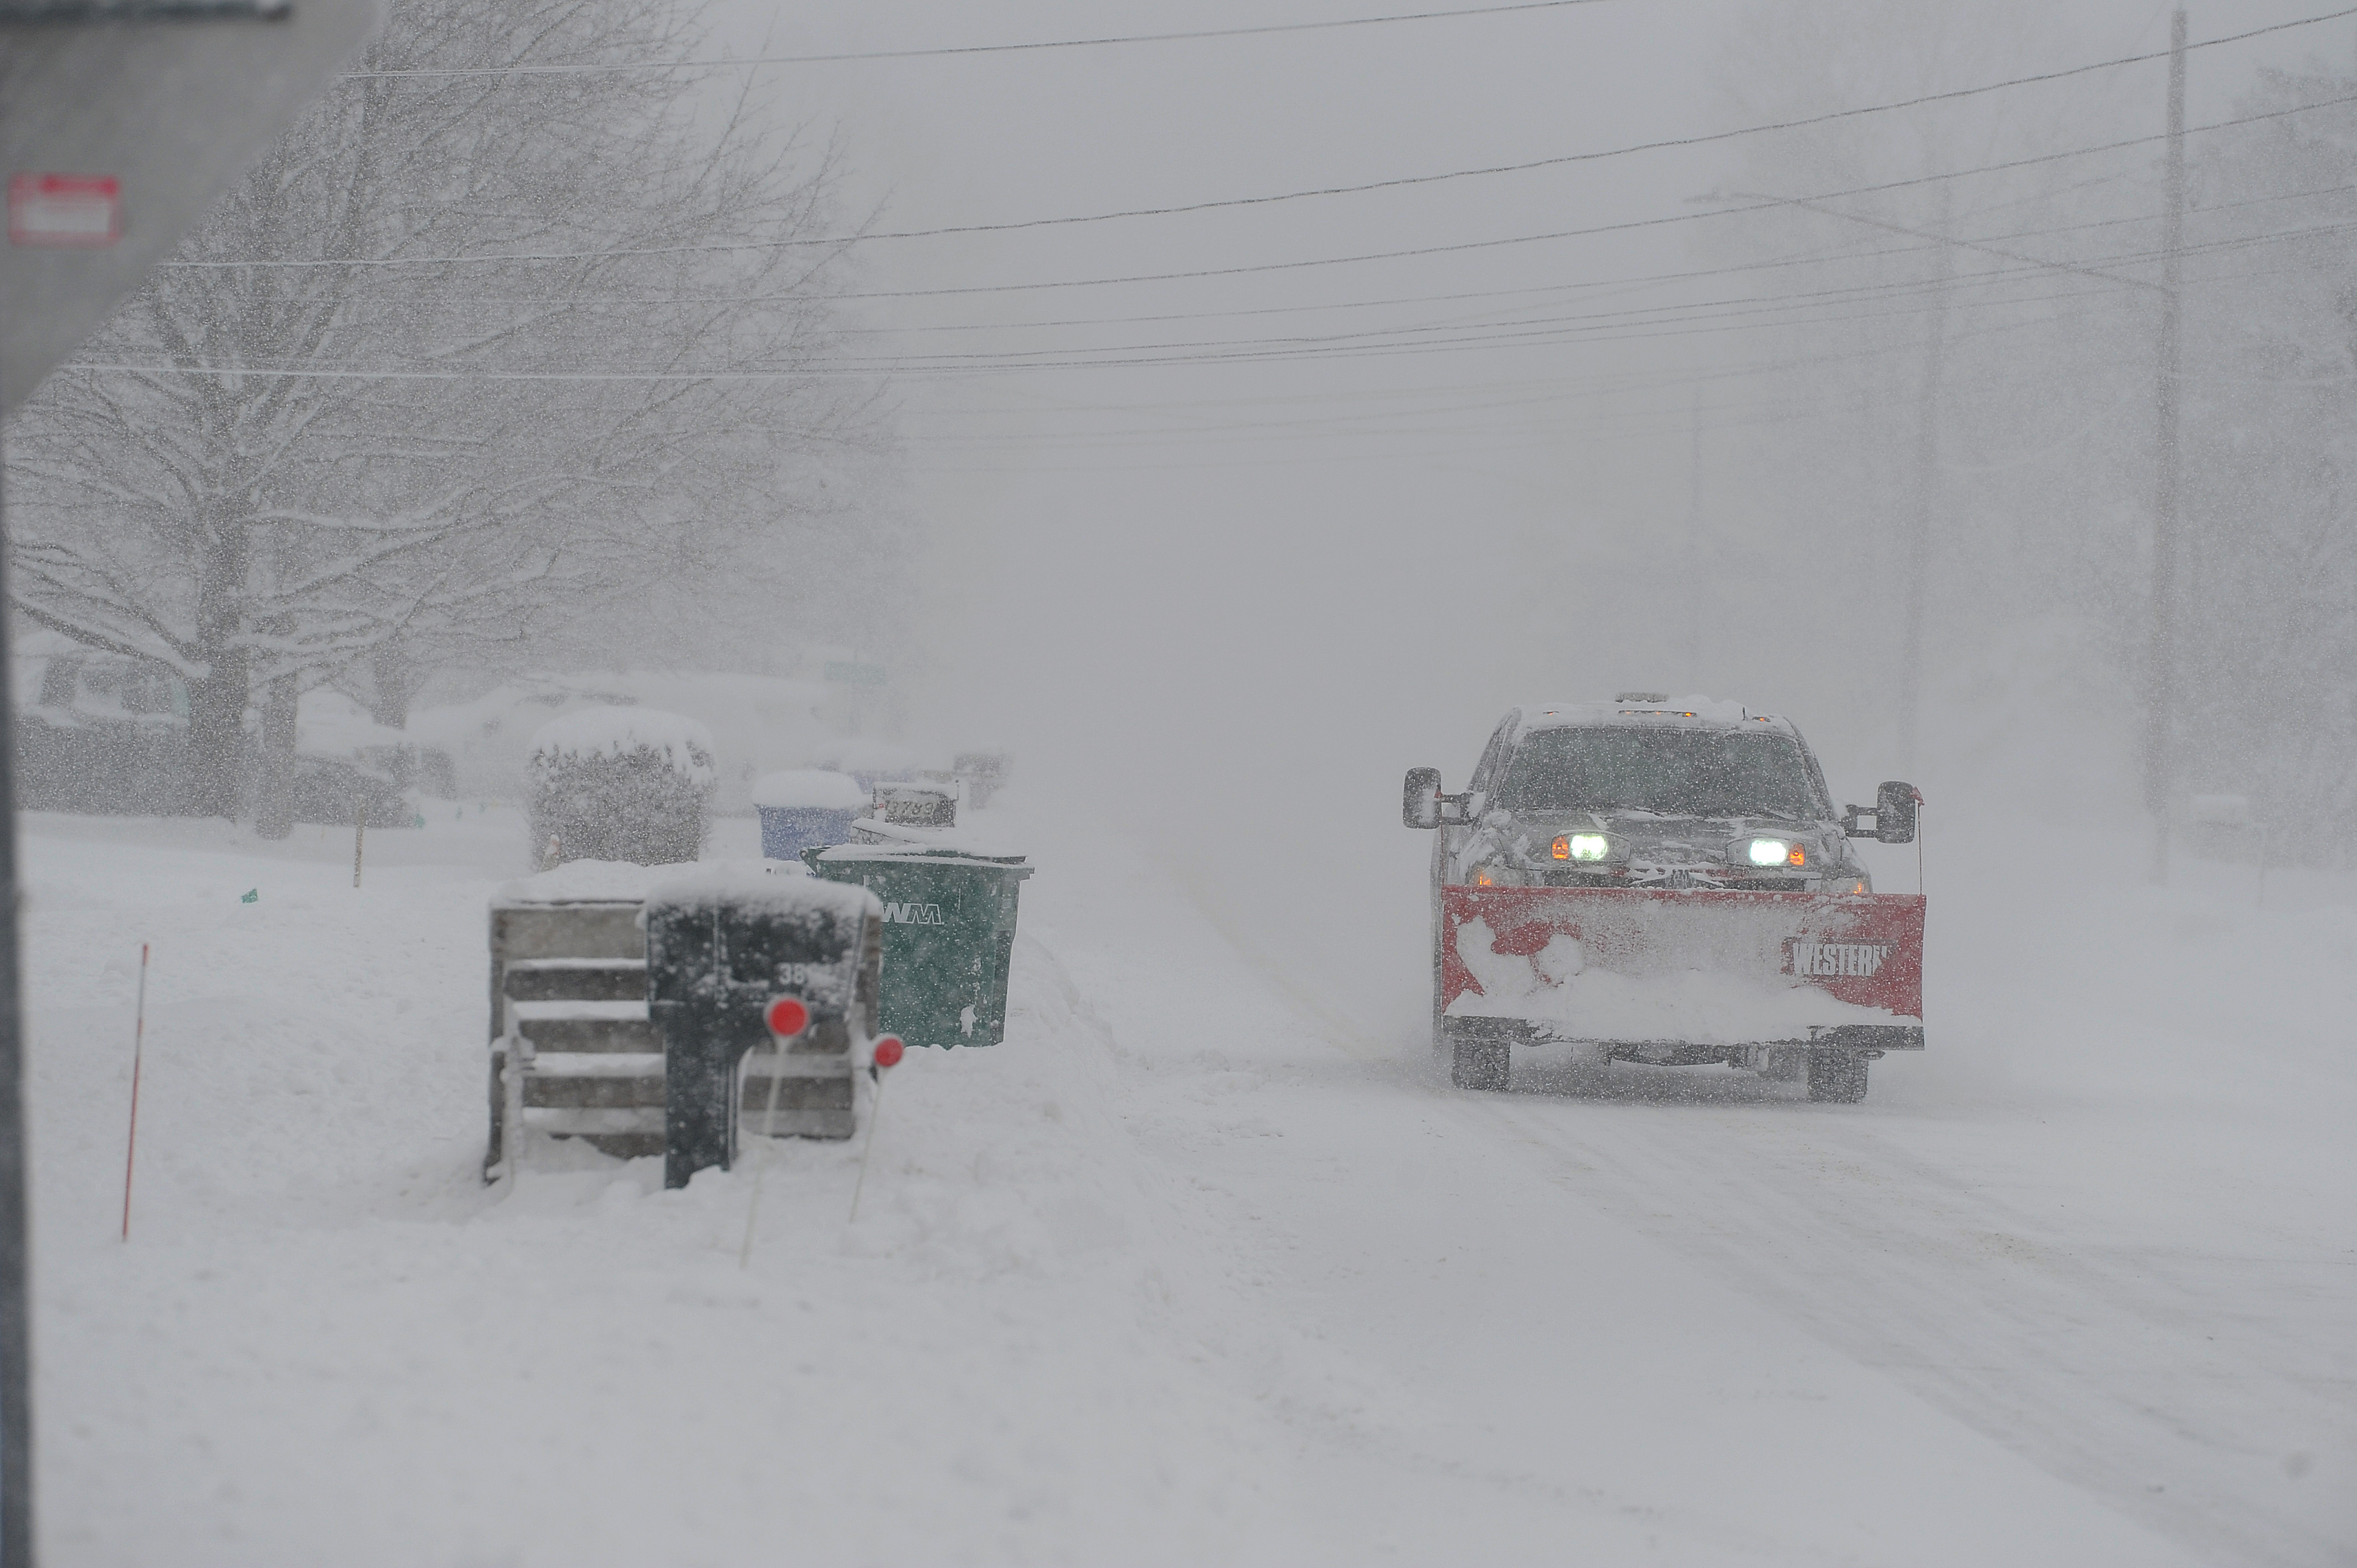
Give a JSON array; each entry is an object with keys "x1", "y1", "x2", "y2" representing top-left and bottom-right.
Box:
[{"x1": 753, "y1": 770, "x2": 869, "y2": 860}]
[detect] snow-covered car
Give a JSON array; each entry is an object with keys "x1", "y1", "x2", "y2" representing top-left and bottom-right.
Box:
[{"x1": 1404, "y1": 695, "x2": 1923, "y2": 1101}]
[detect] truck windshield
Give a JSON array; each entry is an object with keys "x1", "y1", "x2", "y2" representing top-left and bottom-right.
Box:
[{"x1": 1495, "y1": 726, "x2": 1821, "y2": 818}]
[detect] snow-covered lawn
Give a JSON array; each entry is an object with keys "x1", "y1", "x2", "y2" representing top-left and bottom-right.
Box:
[{"x1": 23, "y1": 802, "x2": 2355, "y2": 1565}]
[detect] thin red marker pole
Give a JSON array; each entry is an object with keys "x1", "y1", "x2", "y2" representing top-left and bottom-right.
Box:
[
  {"x1": 848, "y1": 1036, "x2": 905, "y2": 1224},
  {"x1": 121, "y1": 943, "x2": 150, "y2": 1242}
]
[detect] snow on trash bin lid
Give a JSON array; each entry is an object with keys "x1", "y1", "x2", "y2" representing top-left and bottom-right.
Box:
[
  {"x1": 874, "y1": 777, "x2": 955, "y2": 802},
  {"x1": 528, "y1": 707, "x2": 716, "y2": 784},
  {"x1": 815, "y1": 833, "x2": 1032, "y2": 874},
  {"x1": 645, "y1": 862, "x2": 881, "y2": 921},
  {"x1": 750, "y1": 769, "x2": 869, "y2": 811},
  {"x1": 644, "y1": 864, "x2": 881, "y2": 1013}
]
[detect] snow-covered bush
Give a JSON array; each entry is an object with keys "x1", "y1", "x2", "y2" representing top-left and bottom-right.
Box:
[{"x1": 527, "y1": 708, "x2": 716, "y2": 867}]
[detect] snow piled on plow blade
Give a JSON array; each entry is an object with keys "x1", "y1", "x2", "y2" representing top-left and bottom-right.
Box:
[{"x1": 1442, "y1": 886, "x2": 1923, "y2": 1044}]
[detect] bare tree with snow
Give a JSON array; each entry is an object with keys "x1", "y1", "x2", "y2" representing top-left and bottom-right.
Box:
[{"x1": 3, "y1": 0, "x2": 893, "y2": 833}]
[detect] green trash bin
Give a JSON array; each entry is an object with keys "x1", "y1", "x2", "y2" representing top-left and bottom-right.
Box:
[{"x1": 804, "y1": 841, "x2": 1032, "y2": 1049}]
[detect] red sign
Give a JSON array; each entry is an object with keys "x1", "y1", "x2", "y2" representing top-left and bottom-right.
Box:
[{"x1": 9, "y1": 173, "x2": 121, "y2": 248}]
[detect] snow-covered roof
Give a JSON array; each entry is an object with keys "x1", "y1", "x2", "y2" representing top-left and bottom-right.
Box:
[
  {"x1": 750, "y1": 769, "x2": 870, "y2": 811},
  {"x1": 1514, "y1": 697, "x2": 1790, "y2": 734},
  {"x1": 527, "y1": 706, "x2": 716, "y2": 783}
]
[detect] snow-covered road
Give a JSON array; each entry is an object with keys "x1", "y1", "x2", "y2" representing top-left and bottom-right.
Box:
[{"x1": 24, "y1": 801, "x2": 2355, "y2": 1564}]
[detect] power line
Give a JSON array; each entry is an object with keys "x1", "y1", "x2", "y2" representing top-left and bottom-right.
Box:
[
  {"x1": 897, "y1": 306, "x2": 2192, "y2": 467},
  {"x1": 895, "y1": 367, "x2": 2026, "y2": 473},
  {"x1": 336, "y1": 0, "x2": 1615, "y2": 81},
  {"x1": 76, "y1": 212, "x2": 2350, "y2": 384},
  {"x1": 915, "y1": 383, "x2": 1907, "y2": 450},
  {"x1": 935, "y1": 353, "x2": 1907, "y2": 417},
  {"x1": 900, "y1": 264, "x2": 2248, "y2": 420},
  {"x1": 828, "y1": 261, "x2": 2128, "y2": 367},
  {"x1": 857, "y1": 230, "x2": 2330, "y2": 372},
  {"x1": 188, "y1": 6, "x2": 2357, "y2": 272},
  {"x1": 898, "y1": 324, "x2": 2186, "y2": 463},
  {"x1": 325, "y1": 179, "x2": 2348, "y2": 337},
  {"x1": 160, "y1": 85, "x2": 2357, "y2": 286},
  {"x1": 886, "y1": 248, "x2": 2316, "y2": 400},
  {"x1": 67, "y1": 265, "x2": 2113, "y2": 385},
  {"x1": 353, "y1": 171, "x2": 2140, "y2": 312},
  {"x1": 903, "y1": 343, "x2": 1932, "y2": 426},
  {"x1": 856, "y1": 279, "x2": 2142, "y2": 374},
  {"x1": 48, "y1": 251, "x2": 2271, "y2": 386},
  {"x1": 39, "y1": 246, "x2": 2250, "y2": 385},
  {"x1": 254, "y1": 231, "x2": 1936, "y2": 328},
  {"x1": 694, "y1": 220, "x2": 2357, "y2": 366},
  {"x1": 719, "y1": 4, "x2": 2357, "y2": 247},
  {"x1": 246, "y1": 236, "x2": 1959, "y2": 349}
]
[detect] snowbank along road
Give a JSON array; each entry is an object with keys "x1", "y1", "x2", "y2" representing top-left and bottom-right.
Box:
[{"x1": 24, "y1": 799, "x2": 2355, "y2": 1564}]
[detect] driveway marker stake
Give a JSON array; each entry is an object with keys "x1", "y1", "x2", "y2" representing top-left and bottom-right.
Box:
[
  {"x1": 120, "y1": 943, "x2": 149, "y2": 1241},
  {"x1": 738, "y1": 996, "x2": 812, "y2": 1267},
  {"x1": 848, "y1": 1036, "x2": 904, "y2": 1224}
]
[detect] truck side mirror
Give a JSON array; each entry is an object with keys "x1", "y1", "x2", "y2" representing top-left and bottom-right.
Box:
[
  {"x1": 1874, "y1": 781, "x2": 1918, "y2": 843},
  {"x1": 1403, "y1": 767, "x2": 1442, "y2": 829},
  {"x1": 1841, "y1": 781, "x2": 1921, "y2": 842}
]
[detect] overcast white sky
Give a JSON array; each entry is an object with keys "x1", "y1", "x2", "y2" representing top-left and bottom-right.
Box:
[{"x1": 695, "y1": 0, "x2": 2357, "y2": 890}]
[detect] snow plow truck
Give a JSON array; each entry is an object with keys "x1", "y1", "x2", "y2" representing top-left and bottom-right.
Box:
[{"x1": 1405, "y1": 695, "x2": 1923, "y2": 1101}]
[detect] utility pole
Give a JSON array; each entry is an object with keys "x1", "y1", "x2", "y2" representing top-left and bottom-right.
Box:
[
  {"x1": 1897, "y1": 186, "x2": 1954, "y2": 772},
  {"x1": 1685, "y1": 381, "x2": 1705, "y2": 689},
  {"x1": 2145, "y1": 8, "x2": 2188, "y2": 883}
]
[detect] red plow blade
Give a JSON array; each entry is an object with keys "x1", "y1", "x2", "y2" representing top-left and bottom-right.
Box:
[{"x1": 1441, "y1": 886, "x2": 1924, "y2": 1045}]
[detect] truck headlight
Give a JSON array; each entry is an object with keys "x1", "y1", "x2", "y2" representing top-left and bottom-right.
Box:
[
  {"x1": 1552, "y1": 833, "x2": 1613, "y2": 863},
  {"x1": 1736, "y1": 836, "x2": 1806, "y2": 868}
]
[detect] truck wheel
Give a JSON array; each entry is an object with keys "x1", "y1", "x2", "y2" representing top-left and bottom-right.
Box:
[
  {"x1": 1807, "y1": 1049, "x2": 1869, "y2": 1103},
  {"x1": 1450, "y1": 1034, "x2": 1511, "y2": 1093},
  {"x1": 1429, "y1": 927, "x2": 1449, "y2": 1059}
]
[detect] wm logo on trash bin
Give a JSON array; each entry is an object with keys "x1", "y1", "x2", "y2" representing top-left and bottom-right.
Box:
[{"x1": 883, "y1": 902, "x2": 946, "y2": 925}]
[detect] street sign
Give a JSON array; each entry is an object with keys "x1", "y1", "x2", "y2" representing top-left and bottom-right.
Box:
[
  {"x1": 6, "y1": 173, "x2": 119, "y2": 247},
  {"x1": 0, "y1": 0, "x2": 380, "y2": 416}
]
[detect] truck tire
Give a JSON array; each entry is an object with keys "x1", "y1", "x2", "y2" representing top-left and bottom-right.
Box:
[
  {"x1": 1429, "y1": 906, "x2": 1450, "y2": 1059},
  {"x1": 483, "y1": 1047, "x2": 506, "y2": 1183},
  {"x1": 1450, "y1": 1033, "x2": 1511, "y2": 1092},
  {"x1": 1430, "y1": 949, "x2": 1448, "y2": 1059},
  {"x1": 1807, "y1": 1049, "x2": 1869, "y2": 1103}
]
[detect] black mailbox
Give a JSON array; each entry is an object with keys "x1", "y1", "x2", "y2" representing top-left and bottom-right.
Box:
[{"x1": 644, "y1": 868, "x2": 881, "y2": 1189}]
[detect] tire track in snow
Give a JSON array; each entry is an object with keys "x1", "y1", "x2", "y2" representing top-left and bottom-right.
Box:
[
  {"x1": 1485, "y1": 1084, "x2": 2355, "y2": 1568},
  {"x1": 1164, "y1": 843, "x2": 2348, "y2": 1563}
]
